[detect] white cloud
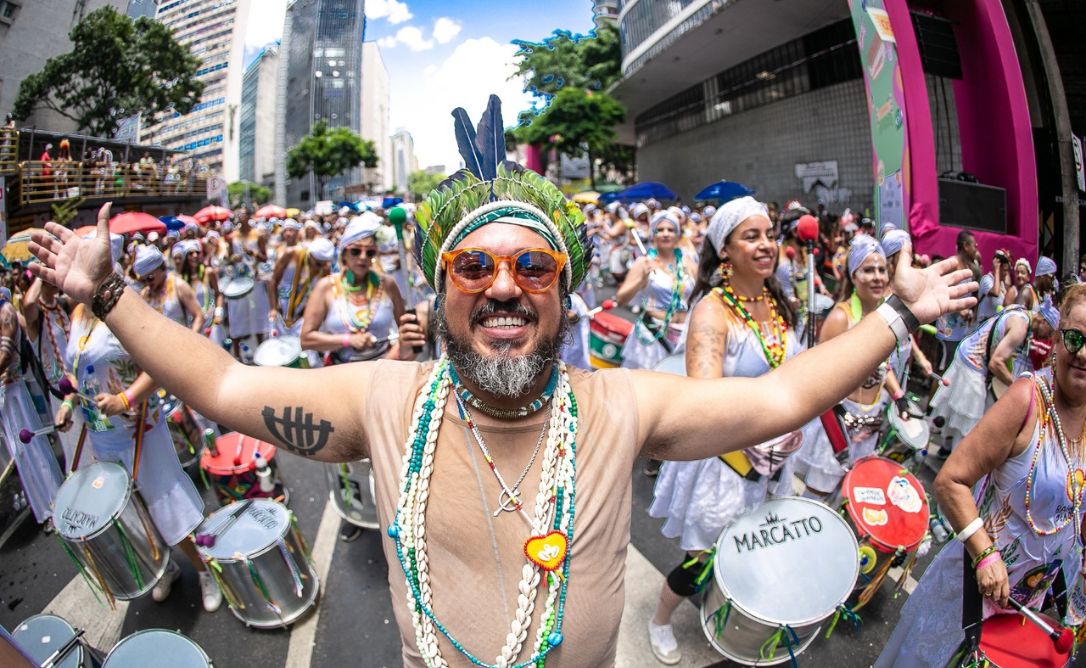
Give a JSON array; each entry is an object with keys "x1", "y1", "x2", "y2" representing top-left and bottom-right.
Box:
[
  {"x1": 380, "y1": 25, "x2": 434, "y2": 52},
  {"x1": 377, "y1": 36, "x2": 398, "y2": 49},
  {"x1": 432, "y1": 17, "x2": 462, "y2": 45},
  {"x1": 244, "y1": 0, "x2": 287, "y2": 48},
  {"x1": 391, "y1": 38, "x2": 533, "y2": 170},
  {"x1": 366, "y1": 0, "x2": 413, "y2": 24}
]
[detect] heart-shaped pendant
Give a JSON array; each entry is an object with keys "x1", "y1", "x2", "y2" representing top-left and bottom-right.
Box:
[{"x1": 523, "y1": 531, "x2": 568, "y2": 572}]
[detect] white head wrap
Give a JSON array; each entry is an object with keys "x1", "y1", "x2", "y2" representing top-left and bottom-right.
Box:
[
  {"x1": 339, "y1": 213, "x2": 382, "y2": 255},
  {"x1": 282, "y1": 218, "x2": 301, "y2": 231},
  {"x1": 308, "y1": 238, "x2": 335, "y2": 263},
  {"x1": 110, "y1": 233, "x2": 124, "y2": 262},
  {"x1": 706, "y1": 196, "x2": 769, "y2": 254},
  {"x1": 1036, "y1": 256, "x2": 1057, "y2": 277},
  {"x1": 605, "y1": 202, "x2": 620, "y2": 214},
  {"x1": 1015, "y1": 257, "x2": 1031, "y2": 276},
  {"x1": 880, "y1": 223, "x2": 910, "y2": 258},
  {"x1": 847, "y1": 234, "x2": 885, "y2": 276},
  {"x1": 630, "y1": 203, "x2": 649, "y2": 220},
  {"x1": 649, "y1": 211, "x2": 681, "y2": 237},
  {"x1": 133, "y1": 245, "x2": 165, "y2": 278}
]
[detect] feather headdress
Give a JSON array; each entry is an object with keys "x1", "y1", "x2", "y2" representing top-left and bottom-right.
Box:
[{"x1": 414, "y1": 95, "x2": 593, "y2": 292}]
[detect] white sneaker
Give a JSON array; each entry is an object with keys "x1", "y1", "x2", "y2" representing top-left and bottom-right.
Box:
[
  {"x1": 648, "y1": 620, "x2": 681, "y2": 665},
  {"x1": 198, "y1": 570, "x2": 222, "y2": 612},
  {"x1": 152, "y1": 560, "x2": 181, "y2": 603}
]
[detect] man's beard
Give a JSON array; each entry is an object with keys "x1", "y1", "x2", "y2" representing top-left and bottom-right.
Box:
[{"x1": 439, "y1": 298, "x2": 569, "y2": 400}]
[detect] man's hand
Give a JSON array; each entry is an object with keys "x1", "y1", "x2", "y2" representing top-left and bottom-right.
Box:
[
  {"x1": 398, "y1": 312, "x2": 426, "y2": 349},
  {"x1": 27, "y1": 202, "x2": 114, "y2": 303},
  {"x1": 891, "y1": 242, "x2": 978, "y2": 324}
]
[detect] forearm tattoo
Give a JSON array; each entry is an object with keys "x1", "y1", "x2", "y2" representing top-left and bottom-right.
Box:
[{"x1": 262, "y1": 405, "x2": 335, "y2": 456}]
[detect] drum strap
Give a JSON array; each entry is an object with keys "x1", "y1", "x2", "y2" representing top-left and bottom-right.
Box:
[
  {"x1": 69, "y1": 423, "x2": 88, "y2": 475},
  {"x1": 131, "y1": 399, "x2": 149, "y2": 480},
  {"x1": 638, "y1": 312, "x2": 674, "y2": 354}
]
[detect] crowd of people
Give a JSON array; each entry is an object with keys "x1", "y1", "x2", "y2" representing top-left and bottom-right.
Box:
[{"x1": 1, "y1": 98, "x2": 1080, "y2": 668}]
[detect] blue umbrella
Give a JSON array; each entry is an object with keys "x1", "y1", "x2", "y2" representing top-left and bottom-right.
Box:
[
  {"x1": 159, "y1": 216, "x2": 185, "y2": 231},
  {"x1": 382, "y1": 196, "x2": 404, "y2": 210},
  {"x1": 694, "y1": 181, "x2": 755, "y2": 203},
  {"x1": 598, "y1": 192, "x2": 621, "y2": 205},
  {"x1": 618, "y1": 181, "x2": 676, "y2": 202}
]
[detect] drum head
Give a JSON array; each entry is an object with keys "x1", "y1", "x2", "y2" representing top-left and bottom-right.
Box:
[
  {"x1": 813, "y1": 294, "x2": 835, "y2": 315},
  {"x1": 979, "y1": 613, "x2": 1071, "y2": 667},
  {"x1": 590, "y1": 312, "x2": 633, "y2": 338},
  {"x1": 715, "y1": 497, "x2": 858, "y2": 625},
  {"x1": 886, "y1": 401, "x2": 930, "y2": 450},
  {"x1": 653, "y1": 352, "x2": 686, "y2": 376},
  {"x1": 221, "y1": 276, "x2": 254, "y2": 299},
  {"x1": 104, "y1": 629, "x2": 210, "y2": 667},
  {"x1": 199, "y1": 498, "x2": 290, "y2": 560},
  {"x1": 842, "y1": 456, "x2": 929, "y2": 552},
  {"x1": 53, "y1": 462, "x2": 130, "y2": 540},
  {"x1": 13, "y1": 614, "x2": 82, "y2": 668},
  {"x1": 201, "y1": 433, "x2": 276, "y2": 476},
  {"x1": 253, "y1": 336, "x2": 303, "y2": 367}
]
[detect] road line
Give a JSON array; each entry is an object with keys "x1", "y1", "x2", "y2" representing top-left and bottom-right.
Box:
[
  {"x1": 285, "y1": 498, "x2": 339, "y2": 668},
  {"x1": 43, "y1": 575, "x2": 129, "y2": 651}
]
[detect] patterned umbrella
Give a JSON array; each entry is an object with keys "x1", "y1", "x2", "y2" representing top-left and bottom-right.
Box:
[{"x1": 1, "y1": 228, "x2": 47, "y2": 263}]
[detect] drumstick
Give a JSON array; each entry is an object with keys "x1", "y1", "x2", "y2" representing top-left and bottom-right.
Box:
[
  {"x1": 39, "y1": 629, "x2": 84, "y2": 668},
  {"x1": 57, "y1": 377, "x2": 92, "y2": 401},
  {"x1": 928, "y1": 371, "x2": 951, "y2": 387},
  {"x1": 195, "y1": 498, "x2": 253, "y2": 548},
  {"x1": 1008, "y1": 598, "x2": 1075, "y2": 652},
  {"x1": 0, "y1": 459, "x2": 15, "y2": 487},
  {"x1": 586, "y1": 300, "x2": 616, "y2": 320},
  {"x1": 19, "y1": 423, "x2": 60, "y2": 444}
]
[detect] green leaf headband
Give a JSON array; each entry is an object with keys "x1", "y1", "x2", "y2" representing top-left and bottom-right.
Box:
[{"x1": 413, "y1": 96, "x2": 593, "y2": 293}]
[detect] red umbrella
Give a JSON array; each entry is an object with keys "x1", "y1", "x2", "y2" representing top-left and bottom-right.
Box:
[
  {"x1": 193, "y1": 206, "x2": 232, "y2": 225},
  {"x1": 73, "y1": 225, "x2": 97, "y2": 237},
  {"x1": 254, "y1": 205, "x2": 287, "y2": 220},
  {"x1": 109, "y1": 211, "x2": 166, "y2": 235},
  {"x1": 176, "y1": 214, "x2": 199, "y2": 227}
]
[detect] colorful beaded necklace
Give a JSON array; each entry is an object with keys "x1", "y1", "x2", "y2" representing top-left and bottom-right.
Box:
[
  {"x1": 635, "y1": 249, "x2": 686, "y2": 345},
  {"x1": 1027, "y1": 376, "x2": 1084, "y2": 538},
  {"x1": 450, "y1": 363, "x2": 558, "y2": 420},
  {"x1": 334, "y1": 271, "x2": 381, "y2": 333},
  {"x1": 714, "y1": 283, "x2": 787, "y2": 368},
  {"x1": 388, "y1": 357, "x2": 578, "y2": 668}
]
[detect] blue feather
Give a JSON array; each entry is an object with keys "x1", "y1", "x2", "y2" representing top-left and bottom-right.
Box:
[
  {"x1": 452, "y1": 107, "x2": 484, "y2": 179},
  {"x1": 473, "y1": 95, "x2": 505, "y2": 183}
]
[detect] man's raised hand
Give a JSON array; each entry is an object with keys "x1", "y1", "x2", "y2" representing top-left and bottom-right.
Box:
[{"x1": 28, "y1": 202, "x2": 115, "y2": 304}]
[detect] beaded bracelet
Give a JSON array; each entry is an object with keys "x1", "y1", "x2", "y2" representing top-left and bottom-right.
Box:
[
  {"x1": 956, "y1": 517, "x2": 984, "y2": 544},
  {"x1": 117, "y1": 391, "x2": 130, "y2": 410},
  {"x1": 975, "y1": 552, "x2": 1001, "y2": 572},
  {"x1": 971, "y1": 543, "x2": 999, "y2": 568}
]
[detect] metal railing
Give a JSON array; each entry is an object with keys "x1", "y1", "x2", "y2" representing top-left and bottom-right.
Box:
[
  {"x1": 17, "y1": 160, "x2": 210, "y2": 206},
  {"x1": 0, "y1": 128, "x2": 18, "y2": 174}
]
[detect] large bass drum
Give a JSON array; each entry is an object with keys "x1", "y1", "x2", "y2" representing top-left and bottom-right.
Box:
[
  {"x1": 52, "y1": 462, "x2": 169, "y2": 601},
  {"x1": 102, "y1": 629, "x2": 211, "y2": 667},
  {"x1": 700, "y1": 497, "x2": 859, "y2": 665}
]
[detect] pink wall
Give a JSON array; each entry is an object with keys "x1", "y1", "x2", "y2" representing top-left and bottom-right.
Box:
[{"x1": 893, "y1": 0, "x2": 1038, "y2": 265}]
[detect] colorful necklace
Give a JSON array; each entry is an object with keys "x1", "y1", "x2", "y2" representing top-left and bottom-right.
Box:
[
  {"x1": 715, "y1": 283, "x2": 787, "y2": 368},
  {"x1": 389, "y1": 357, "x2": 578, "y2": 668},
  {"x1": 449, "y1": 364, "x2": 558, "y2": 420},
  {"x1": 1027, "y1": 376, "x2": 1085, "y2": 538},
  {"x1": 40, "y1": 299, "x2": 70, "y2": 383},
  {"x1": 335, "y1": 271, "x2": 380, "y2": 333},
  {"x1": 635, "y1": 250, "x2": 686, "y2": 345}
]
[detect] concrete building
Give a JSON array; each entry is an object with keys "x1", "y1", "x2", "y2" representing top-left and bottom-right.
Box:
[
  {"x1": 390, "y1": 129, "x2": 417, "y2": 196},
  {"x1": 592, "y1": 0, "x2": 618, "y2": 28},
  {"x1": 360, "y1": 41, "x2": 391, "y2": 193},
  {"x1": 140, "y1": 0, "x2": 252, "y2": 181},
  {"x1": 239, "y1": 43, "x2": 280, "y2": 192},
  {"x1": 127, "y1": 0, "x2": 158, "y2": 19},
  {"x1": 275, "y1": 0, "x2": 366, "y2": 208},
  {"x1": 611, "y1": 0, "x2": 1085, "y2": 265},
  {"x1": 0, "y1": 0, "x2": 129, "y2": 133}
]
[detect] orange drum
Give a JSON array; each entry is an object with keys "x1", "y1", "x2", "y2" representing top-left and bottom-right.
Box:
[
  {"x1": 589, "y1": 312, "x2": 633, "y2": 369},
  {"x1": 840, "y1": 456, "x2": 929, "y2": 609},
  {"x1": 199, "y1": 432, "x2": 287, "y2": 506}
]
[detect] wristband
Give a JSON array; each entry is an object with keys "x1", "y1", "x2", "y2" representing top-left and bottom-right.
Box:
[
  {"x1": 975, "y1": 552, "x2": 1001, "y2": 572},
  {"x1": 891, "y1": 389, "x2": 905, "y2": 401},
  {"x1": 214, "y1": 306, "x2": 224, "y2": 318},
  {"x1": 875, "y1": 295, "x2": 919, "y2": 345},
  {"x1": 92, "y1": 273, "x2": 127, "y2": 320},
  {"x1": 117, "y1": 390, "x2": 131, "y2": 410},
  {"x1": 956, "y1": 517, "x2": 984, "y2": 544},
  {"x1": 971, "y1": 543, "x2": 999, "y2": 568},
  {"x1": 343, "y1": 333, "x2": 351, "y2": 349}
]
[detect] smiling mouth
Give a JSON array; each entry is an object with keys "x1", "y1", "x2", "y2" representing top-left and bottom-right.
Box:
[{"x1": 479, "y1": 315, "x2": 529, "y2": 329}]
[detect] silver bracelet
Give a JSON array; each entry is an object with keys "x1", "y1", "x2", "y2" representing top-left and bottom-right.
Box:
[{"x1": 875, "y1": 301, "x2": 910, "y2": 344}]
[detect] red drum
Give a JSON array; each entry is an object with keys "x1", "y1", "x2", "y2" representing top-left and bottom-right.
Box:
[
  {"x1": 589, "y1": 312, "x2": 633, "y2": 369},
  {"x1": 840, "y1": 456, "x2": 929, "y2": 609},
  {"x1": 200, "y1": 432, "x2": 288, "y2": 506},
  {"x1": 971, "y1": 612, "x2": 1073, "y2": 667}
]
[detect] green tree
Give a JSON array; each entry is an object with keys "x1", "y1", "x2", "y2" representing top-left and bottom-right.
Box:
[
  {"x1": 12, "y1": 7, "x2": 204, "y2": 137},
  {"x1": 227, "y1": 181, "x2": 271, "y2": 208},
  {"x1": 287, "y1": 121, "x2": 378, "y2": 200},
  {"x1": 407, "y1": 170, "x2": 447, "y2": 201},
  {"x1": 512, "y1": 24, "x2": 621, "y2": 97}
]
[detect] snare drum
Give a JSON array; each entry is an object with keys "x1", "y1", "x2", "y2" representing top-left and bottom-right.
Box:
[
  {"x1": 589, "y1": 312, "x2": 633, "y2": 369},
  {"x1": 159, "y1": 394, "x2": 202, "y2": 471},
  {"x1": 324, "y1": 460, "x2": 378, "y2": 529},
  {"x1": 220, "y1": 275, "x2": 255, "y2": 300},
  {"x1": 840, "y1": 456, "x2": 928, "y2": 608},
  {"x1": 52, "y1": 462, "x2": 169, "y2": 601},
  {"x1": 103, "y1": 629, "x2": 211, "y2": 667},
  {"x1": 701, "y1": 497, "x2": 859, "y2": 665},
  {"x1": 197, "y1": 499, "x2": 318, "y2": 628},
  {"x1": 13, "y1": 614, "x2": 99, "y2": 668},
  {"x1": 880, "y1": 398, "x2": 930, "y2": 463},
  {"x1": 958, "y1": 612, "x2": 1073, "y2": 668},
  {"x1": 200, "y1": 433, "x2": 286, "y2": 506},
  {"x1": 253, "y1": 336, "x2": 310, "y2": 368}
]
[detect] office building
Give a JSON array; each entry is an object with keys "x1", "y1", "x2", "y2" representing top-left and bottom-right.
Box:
[
  {"x1": 591, "y1": 0, "x2": 617, "y2": 29},
  {"x1": 127, "y1": 0, "x2": 158, "y2": 19},
  {"x1": 360, "y1": 41, "x2": 391, "y2": 193},
  {"x1": 390, "y1": 129, "x2": 417, "y2": 196},
  {"x1": 239, "y1": 43, "x2": 280, "y2": 191}
]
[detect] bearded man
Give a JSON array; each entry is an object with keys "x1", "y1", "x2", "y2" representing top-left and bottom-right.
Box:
[{"x1": 29, "y1": 97, "x2": 976, "y2": 668}]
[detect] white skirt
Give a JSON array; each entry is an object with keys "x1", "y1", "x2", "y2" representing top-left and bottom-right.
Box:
[
  {"x1": 795, "y1": 395, "x2": 885, "y2": 494},
  {"x1": 928, "y1": 360, "x2": 989, "y2": 444},
  {"x1": 649, "y1": 455, "x2": 796, "y2": 552},
  {"x1": 621, "y1": 320, "x2": 685, "y2": 370},
  {"x1": 226, "y1": 281, "x2": 271, "y2": 339}
]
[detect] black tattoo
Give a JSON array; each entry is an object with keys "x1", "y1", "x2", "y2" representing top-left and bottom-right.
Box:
[{"x1": 262, "y1": 405, "x2": 335, "y2": 455}]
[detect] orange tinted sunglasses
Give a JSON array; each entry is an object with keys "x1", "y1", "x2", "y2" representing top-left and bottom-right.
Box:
[{"x1": 441, "y1": 248, "x2": 567, "y2": 294}]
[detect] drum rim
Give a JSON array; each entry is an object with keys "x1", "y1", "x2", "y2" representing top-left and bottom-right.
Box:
[
  {"x1": 198, "y1": 498, "x2": 291, "y2": 562},
  {"x1": 220, "y1": 276, "x2": 255, "y2": 298},
  {"x1": 253, "y1": 336, "x2": 304, "y2": 367},
  {"x1": 712, "y1": 496, "x2": 860, "y2": 626},
  {"x1": 842, "y1": 456, "x2": 929, "y2": 553},
  {"x1": 13, "y1": 613, "x2": 85, "y2": 661},
  {"x1": 54, "y1": 461, "x2": 134, "y2": 542},
  {"x1": 103, "y1": 629, "x2": 211, "y2": 666},
  {"x1": 885, "y1": 402, "x2": 930, "y2": 449}
]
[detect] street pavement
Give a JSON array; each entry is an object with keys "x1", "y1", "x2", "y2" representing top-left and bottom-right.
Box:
[{"x1": 2, "y1": 288, "x2": 1082, "y2": 666}]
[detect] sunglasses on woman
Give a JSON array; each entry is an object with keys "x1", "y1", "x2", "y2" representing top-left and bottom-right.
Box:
[
  {"x1": 1062, "y1": 328, "x2": 1086, "y2": 354},
  {"x1": 441, "y1": 248, "x2": 567, "y2": 294},
  {"x1": 347, "y1": 246, "x2": 378, "y2": 258}
]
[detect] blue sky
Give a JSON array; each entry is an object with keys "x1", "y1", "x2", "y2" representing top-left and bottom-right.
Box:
[{"x1": 244, "y1": 0, "x2": 596, "y2": 170}]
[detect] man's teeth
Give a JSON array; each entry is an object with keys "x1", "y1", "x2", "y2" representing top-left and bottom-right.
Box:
[{"x1": 481, "y1": 316, "x2": 527, "y2": 328}]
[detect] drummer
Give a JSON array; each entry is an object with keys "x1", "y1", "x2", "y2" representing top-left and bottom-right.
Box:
[
  {"x1": 616, "y1": 210, "x2": 696, "y2": 370},
  {"x1": 224, "y1": 207, "x2": 271, "y2": 359},
  {"x1": 134, "y1": 246, "x2": 205, "y2": 333},
  {"x1": 59, "y1": 297, "x2": 221, "y2": 611},
  {"x1": 175, "y1": 239, "x2": 222, "y2": 339},
  {"x1": 266, "y1": 235, "x2": 334, "y2": 338},
  {"x1": 877, "y1": 285, "x2": 1086, "y2": 666},
  {"x1": 795, "y1": 235, "x2": 893, "y2": 498},
  {"x1": 646, "y1": 197, "x2": 804, "y2": 665}
]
